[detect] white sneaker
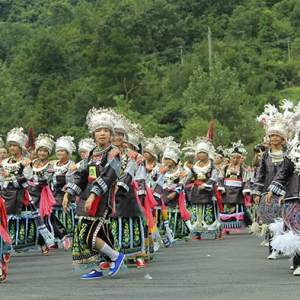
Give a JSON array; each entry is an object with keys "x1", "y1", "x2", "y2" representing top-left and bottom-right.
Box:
[
  {"x1": 293, "y1": 267, "x2": 300, "y2": 276},
  {"x1": 267, "y1": 251, "x2": 279, "y2": 260},
  {"x1": 264, "y1": 242, "x2": 269, "y2": 247},
  {"x1": 260, "y1": 240, "x2": 267, "y2": 246},
  {"x1": 153, "y1": 242, "x2": 160, "y2": 252},
  {"x1": 290, "y1": 266, "x2": 295, "y2": 270}
]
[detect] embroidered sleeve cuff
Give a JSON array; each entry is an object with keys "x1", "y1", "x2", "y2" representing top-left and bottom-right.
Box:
[
  {"x1": 204, "y1": 184, "x2": 212, "y2": 191},
  {"x1": 268, "y1": 184, "x2": 285, "y2": 196},
  {"x1": 11, "y1": 176, "x2": 19, "y2": 188},
  {"x1": 66, "y1": 188, "x2": 75, "y2": 196},
  {"x1": 137, "y1": 190, "x2": 146, "y2": 196},
  {"x1": 22, "y1": 182, "x2": 28, "y2": 188},
  {"x1": 95, "y1": 177, "x2": 108, "y2": 194},
  {"x1": 175, "y1": 189, "x2": 181, "y2": 194},
  {"x1": 243, "y1": 188, "x2": 251, "y2": 194},
  {"x1": 218, "y1": 187, "x2": 225, "y2": 191},
  {"x1": 66, "y1": 182, "x2": 82, "y2": 195},
  {"x1": 153, "y1": 192, "x2": 160, "y2": 198},
  {"x1": 250, "y1": 190, "x2": 261, "y2": 196},
  {"x1": 90, "y1": 186, "x2": 102, "y2": 197},
  {"x1": 117, "y1": 181, "x2": 130, "y2": 192}
]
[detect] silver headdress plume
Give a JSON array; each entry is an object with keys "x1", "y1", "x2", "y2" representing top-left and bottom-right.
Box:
[
  {"x1": 280, "y1": 99, "x2": 294, "y2": 120},
  {"x1": 257, "y1": 102, "x2": 295, "y2": 142},
  {"x1": 228, "y1": 140, "x2": 247, "y2": 157}
]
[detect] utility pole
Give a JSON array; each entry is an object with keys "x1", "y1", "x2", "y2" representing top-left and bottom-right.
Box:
[
  {"x1": 287, "y1": 38, "x2": 291, "y2": 60},
  {"x1": 208, "y1": 27, "x2": 212, "y2": 75},
  {"x1": 179, "y1": 45, "x2": 183, "y2": 65}
]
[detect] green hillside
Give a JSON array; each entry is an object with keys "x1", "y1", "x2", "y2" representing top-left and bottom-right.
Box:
[{"x1": 0, "y1": 0, "x2": 299, "y2": 150}]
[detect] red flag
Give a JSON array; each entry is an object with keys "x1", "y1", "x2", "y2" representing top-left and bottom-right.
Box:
[
  {"x1": 26, "y1": 126, "x2": 35, "y2": 150},
  {"x1": 206, "y1": 120, "x2": 214, "y2": 143}
]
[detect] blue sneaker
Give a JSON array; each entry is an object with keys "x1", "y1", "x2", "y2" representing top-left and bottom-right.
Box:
[
  {"x1": 81, "y1": 269, "x2": 103, "y2": 280},
  {"x1": 108, "y1": 253, "x2": 125, "y2": 277}
]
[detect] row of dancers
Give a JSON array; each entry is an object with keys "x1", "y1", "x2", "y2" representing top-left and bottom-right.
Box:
[{"x1": 0, "y1": 105, "x2": 275, "y2": 282}]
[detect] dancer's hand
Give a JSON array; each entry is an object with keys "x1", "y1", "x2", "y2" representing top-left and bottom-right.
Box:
[
  {"x1": 220, "y1": 190, "x2": 225, "y2": 195},
  {"x1": 63, "y1": 193, "x2": 70, "y2": 214},
  {"x1": 265, "y1": 190, "x2": 273, "y2": 204},
  {"x1": 278, "y1": 195, "x2": 284, "y2": 204},
  {"x1": 167, "y1": 192, "x2": 177, "y2": 200},
  {"x1": 254, "y1": 195, "x2": 260, "y2": 205},
  {"x1": 198, "y1": 184, "x2": 205, "y2": 190},
  {"x1": 85, "y1": 194, "x2": 96, "y2": 212}
]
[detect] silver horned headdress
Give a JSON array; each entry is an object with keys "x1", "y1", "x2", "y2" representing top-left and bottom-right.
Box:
[
  {"x1": 257, "y1": 101, "x2": 295, "y2": 141},
  {"x1": 35, "y1": 133, "x2": 55, "y2": 155},
  {"x1": 55, "y1": 136, "x2": 76, "y2": 155},
  {"x1": 182, "y1": 140, "x2": 196, "y2": 158},
  {"x1": 162, "y1": 136, "x2": 181, "y2": 163},
  {"x1": 125, "y1": 123, "x2": 144, "y2": 151},
  {"x1": 78, "y1": 138, "x2": 96, "y2": 154},
  {"x1": 86, "y1": 107, "x2": 116, "y2": 136},
  {"x1": 142, "y1": 135, "x2": 164, "y2": 160},
  {"x1": 6, "y1": 127, "x2": 28, "y2": 151},
  {"x1": 194, "y1": 136, "x2": 214, "y2": 156}
]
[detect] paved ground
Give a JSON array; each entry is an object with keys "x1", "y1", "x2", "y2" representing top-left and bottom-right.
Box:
[{"x1": 2, "y1": 232, "x2": 300, "y2": 300}]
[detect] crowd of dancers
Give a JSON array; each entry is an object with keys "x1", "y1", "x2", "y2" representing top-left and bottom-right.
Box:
[{"x1": 1, "y1": 101, "x2": 300, "y2": 283}]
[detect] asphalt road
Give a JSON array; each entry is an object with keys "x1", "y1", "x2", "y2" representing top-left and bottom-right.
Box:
[{"x1": 2, "y1": 232, "x2": 299, "y2": 300}]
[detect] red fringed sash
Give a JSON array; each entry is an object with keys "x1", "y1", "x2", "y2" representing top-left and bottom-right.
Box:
[
  {"x1": 88, "y1": 194, "x2": 104, "y2": 217},
  {"x1": 23, "y1": 189, "x2": 30, "y2": 206},
  {"x1": 178, "y1": 191, "x2": 191, "y2": 221},
  {"x1": 28, "y1": 182, "x2": 56, "y2": 218},
  {"x1": 87, "y1": 176, "x2": 104, "y2": 217},
  {"x1": 0, "y1": 196, "x2": 12, "y2": 243},
  {"x1": 131, "y1": 180, "x2": 146, "y2": 215},
  {"x1": 132, "y1": 181, "x2": 159, "y2": 233},
  {"x1": 165, "y1": 188, "x2": 191, "y2": 221},
  {"x1": 40, "y1": 186, "x2": 56, "y2": 218},
  {"x1": 244, "y1": 194, "x2": 251, "y2": 207}
]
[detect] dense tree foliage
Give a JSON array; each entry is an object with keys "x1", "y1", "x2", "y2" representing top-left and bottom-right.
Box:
[{"x1": 0, "y1": 0, "x2": 299, "y2": 156}]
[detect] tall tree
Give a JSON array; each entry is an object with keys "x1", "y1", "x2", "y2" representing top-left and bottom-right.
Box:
[{"x1": 180, "y1": 58, "x2": 259, "y2": 144}]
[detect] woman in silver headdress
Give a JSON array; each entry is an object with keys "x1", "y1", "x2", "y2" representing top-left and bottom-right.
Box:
[
  {"x1": 108, "y1": 118, "x2": 149, "y2": 268},
  {"x1": 0, "y1": 128, "x2": 34, "y2": 262},
  {"x1": 185, "y1": 137, "x2": 222, "y2": 241},
  {"x1": 0, "y1": 136, "x2": 7, "y2": 167},
  {"x1": 218, "y1": 142, "x2": 250, "y2": 233},
  {"x1": 151, "y1": 137, "x2": 191, "y2": 241},
  {"x1": 78, "y1": 138, "x2": 96, "y2": 162},
  {"x1": 143, "y1": 136, "x2": 162, "y2": 188},
  {"x1": 0, "y1": 177, "x2": 9, "y2": 282},
  {"x1": 63, "y1": 108, "x2": 123, "y2": 279},
  {"x1": 266, "y1": 141, "x2": 300, "y2": 276},
  {"x1": 251, "y1": 115, "x2": 292, "y2": 259},
  {"x1": 214, "y1": 147, "x2": 224, "y2": 173},
  {"x1": 122, "y1": 127, "x2": 151, "y2": 268},
  {"x1": 27, "y1": 134, "x2": 67, "y2": 255},
  {"x1": 49, "y1": 136, "x2": 77, "y2": 250}
]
